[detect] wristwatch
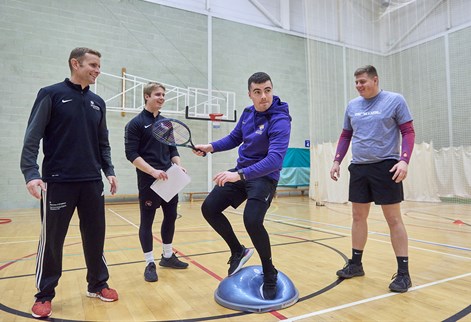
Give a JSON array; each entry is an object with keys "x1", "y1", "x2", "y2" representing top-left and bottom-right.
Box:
[{"x1": 237, "y1": 169, "x2": 245, "y2": 181}]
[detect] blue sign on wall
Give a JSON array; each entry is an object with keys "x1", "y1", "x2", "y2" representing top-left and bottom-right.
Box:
[{"x1": 304, "y1": 140, "x2": 310, "y2": 148}]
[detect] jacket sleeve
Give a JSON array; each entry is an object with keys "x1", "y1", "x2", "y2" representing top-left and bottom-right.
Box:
[
  {"x1": 211, "y1": 113, "x2": 244, "y2": 152},
  {"x1": 124, "y1": 118, "x2": 141, "y2": 163},
  {"x1": 98, "y1": 101, "x2": 115, "y2": 177},
  {"x1": 20, "y1": 89, "x2": 51, "y2": 183},
  {"x1": 169, "y1": 145, "x2": 180, "y2": 159}
]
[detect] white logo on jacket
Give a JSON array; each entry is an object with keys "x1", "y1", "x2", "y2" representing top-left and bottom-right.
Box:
[
  {"x1": 255, "y1": 124, "x2": 265, "y2": 135},
  {"x1": 90, "y1": 100, "x2": 100, "y2": 111}
]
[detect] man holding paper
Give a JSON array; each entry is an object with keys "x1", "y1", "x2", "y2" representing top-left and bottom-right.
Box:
[{"x1": 125, "y1": 82, "x2": 189, "y2": 283}]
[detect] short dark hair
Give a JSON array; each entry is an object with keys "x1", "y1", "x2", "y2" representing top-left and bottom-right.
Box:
[
  {"x1": 68, "y1": 47, "x2": 101, "y2": 71},
  {"x1": 248, "y1": 72, "x2": 272, "y2": 91},
  {"x1": 354, "y1": 65, "x2": 378, "y2": 78}
]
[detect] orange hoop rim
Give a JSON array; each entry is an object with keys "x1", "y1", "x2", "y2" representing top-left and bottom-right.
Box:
[{"x1": 209, "y1": 113, "x2": 224, "y2": 121}]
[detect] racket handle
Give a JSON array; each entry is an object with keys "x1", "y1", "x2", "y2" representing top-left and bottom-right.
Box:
[{"x1": 193, "y1": 147, "x2": 206, "y2": 157}]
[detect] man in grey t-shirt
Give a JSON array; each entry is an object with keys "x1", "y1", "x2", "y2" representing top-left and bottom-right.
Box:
[{"x1": 330, "y1": 65, "x2": 415, "y2": 293}]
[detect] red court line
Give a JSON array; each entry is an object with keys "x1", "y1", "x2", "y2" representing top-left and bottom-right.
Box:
[
  {"x1": 0, "y1": 241, "x2": 83, "y2": 271},
  {"x1": 153, "y1": 238, "x2": 287, "y2": 319},
  {"x1": 0, "y1": 253, "x2": 36, "y2": 271}
]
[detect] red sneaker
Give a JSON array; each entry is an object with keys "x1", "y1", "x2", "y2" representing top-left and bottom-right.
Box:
[
  {"x1": 31, "y1": 300, "x2": 52, "y2": 318},
  {"x1": 86, "y1": 287, "x2": 119, "y2": 302}
]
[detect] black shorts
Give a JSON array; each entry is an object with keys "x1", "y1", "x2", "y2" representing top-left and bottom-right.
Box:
[
  {"x1": 137, "y1": 173, "x2": 178, "y2": 210},
  {"x1": 207, "y1": 170, "x2": 278, "y2": 210},
  {"x1": 348, "y1": 159, "x2": 404, "y2": 205}
]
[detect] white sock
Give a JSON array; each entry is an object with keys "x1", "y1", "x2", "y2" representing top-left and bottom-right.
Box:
[
  {"x1": 162, "y1": 244, "x2": 173, "y2": 258},
  {"x1": 144, "y1": 251, "x2": 154, "y2": 265}
]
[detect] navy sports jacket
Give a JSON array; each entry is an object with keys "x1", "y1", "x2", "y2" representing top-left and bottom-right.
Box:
[{"x1": 21, "y1": 78, "x2": 115, "y2": 183}]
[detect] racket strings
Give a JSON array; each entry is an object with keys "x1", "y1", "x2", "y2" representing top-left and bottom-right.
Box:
[{"x1": 152, "y1": 120, "x2": 190, "y2": 145}]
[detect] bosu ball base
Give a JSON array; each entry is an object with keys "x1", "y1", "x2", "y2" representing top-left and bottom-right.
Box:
[{"x1": 214, "y1": 265, "x2": 299, "y2": 313}]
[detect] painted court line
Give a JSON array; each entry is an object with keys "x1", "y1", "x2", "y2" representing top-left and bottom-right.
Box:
[
  {"x1": 106, "y1": 208, "x2": 288, "y2": 320},
  {"x1": 269, "y1": 213, "x2": 471, "y2": 255},
  {"x1": 108, "y1": 208, "x2": 140, "y2": 229},
  {"x1": 281, "y1": 271, "x2": 471, "y2": 321}
]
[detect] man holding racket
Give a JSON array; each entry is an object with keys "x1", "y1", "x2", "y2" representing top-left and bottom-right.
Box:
[
  {"x1": 193, "y1": 72, "x2": 291, "y2": 300},
  {"x1": 20, "y1": 47, "x2": 119, "y2": 319},
  {"x1": 330, "y1": 65, "x2": 415, "y2": 292},
  {"x1": 125, "y1": 82, "x2": 188, "y2": 284}
]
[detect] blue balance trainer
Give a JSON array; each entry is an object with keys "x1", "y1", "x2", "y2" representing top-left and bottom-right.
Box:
[{"x1": 214, "y1": 265, "x2": 299, "y2": 313}]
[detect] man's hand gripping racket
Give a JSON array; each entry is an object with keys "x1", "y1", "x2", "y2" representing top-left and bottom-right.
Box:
[{"x1": 152, "y1": 118, "x2": 206, "y2": 156}]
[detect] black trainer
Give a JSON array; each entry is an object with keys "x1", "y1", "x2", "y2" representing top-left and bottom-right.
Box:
[
  {"x1": 261, "y1": 269, "x2": 278, "y2": 300},
  {"x1": 159, "y1": 253, "x2": 189, "y2": 269},
  {"x1": 144, "y1": 262, "x2": 158, "y2": 282},
  {"x1": 336, "y1": 259, "x2": 365, "y2": 278},
  {"x1": 227, "y1": 246, "x2": 254, "y2": 276},
  {"x1": 389, "y1": 272, "x2": 412, "y2": 292}
]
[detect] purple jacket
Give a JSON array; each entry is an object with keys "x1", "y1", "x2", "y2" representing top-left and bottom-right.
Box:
[{"x1": 211, "y1": 95, "x2": 291, "y2": 181}]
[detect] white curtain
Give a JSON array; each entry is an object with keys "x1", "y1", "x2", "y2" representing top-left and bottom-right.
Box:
[
  {"x1": 311, "y1": 142, "x2": 470, "y2": 203},
  {"x1": 434, "y1": 145, "x2": 471, "y2": 198},
  {"x1": 403, "y1": 142, "x2": 440, "y2": 202},
  {"x1": 311, "y1": 142, "x2": 350, "y2": 203}
]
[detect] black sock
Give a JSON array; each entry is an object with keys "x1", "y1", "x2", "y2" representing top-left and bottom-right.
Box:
[
  {"x1": 352, "y1": 249, "x2": 363, "y2": 265},
  {"x1": 397, "y1": 256, "x2": 409, "y2": 274}
]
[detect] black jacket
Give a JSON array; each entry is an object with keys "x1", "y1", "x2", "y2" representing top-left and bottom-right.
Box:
[
  {"x1": 21, "y1": 78, "x2": 115, "y2": 183},
  {"x1": 124, "y1": 109, "x2": 179, "y2": 179}
]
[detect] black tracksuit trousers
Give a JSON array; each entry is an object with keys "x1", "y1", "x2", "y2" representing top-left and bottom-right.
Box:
[{"x1": 34, "y1": 181, "x2": 109, "y2": 301}]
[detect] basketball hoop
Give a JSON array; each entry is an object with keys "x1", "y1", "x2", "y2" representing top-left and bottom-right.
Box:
[{"x1": 209, "y1": 113, "x2": 224, "y2": 129}]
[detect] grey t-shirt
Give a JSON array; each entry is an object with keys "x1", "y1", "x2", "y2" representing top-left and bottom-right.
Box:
[{"x1": 343, "y1": 90, "x2": 413, "y2": 164}]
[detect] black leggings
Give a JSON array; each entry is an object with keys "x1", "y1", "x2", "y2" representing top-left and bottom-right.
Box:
[
  {"x1": 201, "y1": 176, "x2": 276, "y2": 263},
  {"x1": 139, "y1": 192, "x2": 178, "y2": 253}
]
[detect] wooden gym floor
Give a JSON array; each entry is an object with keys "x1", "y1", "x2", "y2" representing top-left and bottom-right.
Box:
[{"x1": 0, "y1": 196, "x2": 470, "y2": 321}]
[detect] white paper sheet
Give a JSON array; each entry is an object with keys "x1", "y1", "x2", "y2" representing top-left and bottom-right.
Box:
[{"x1": 150, "y1": 164, "x2": 191, "y2": 202}]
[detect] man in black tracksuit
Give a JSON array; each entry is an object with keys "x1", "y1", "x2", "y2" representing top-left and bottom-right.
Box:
[
  {"x1": 124, "y1": 82, "x2": 188, "y2": 284},
  {"x1": 20, "y1": 47, "x2": 119, "y2": 319}
]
